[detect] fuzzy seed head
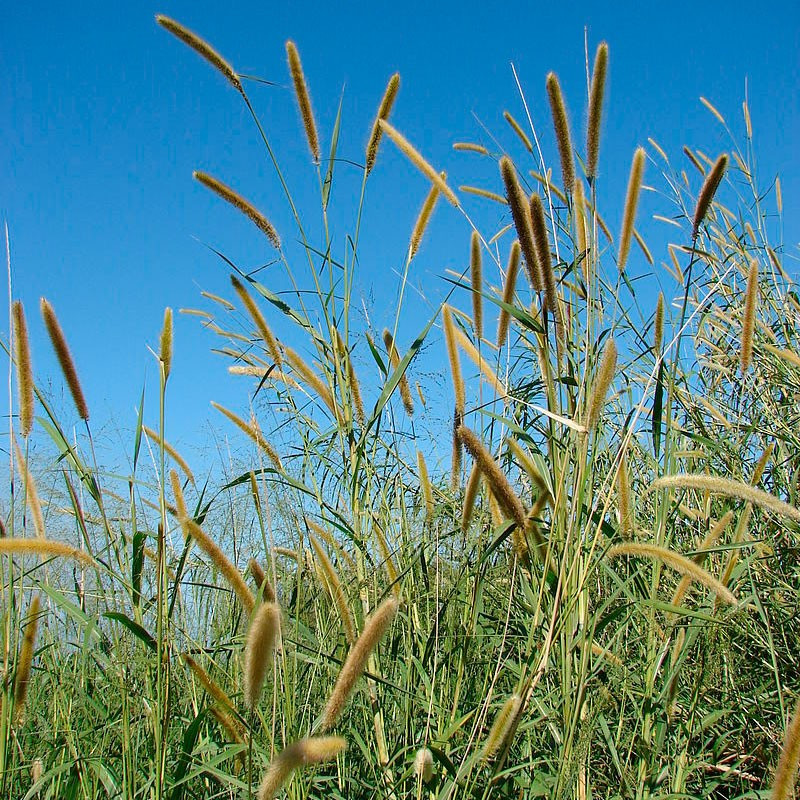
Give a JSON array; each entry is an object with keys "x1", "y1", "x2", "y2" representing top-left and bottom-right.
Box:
[
  {"x1": 243, "y1": 601, "x2": 281, "y2": 710},
  {"x1": 740, "y1": 259, "x2": 758, "y2": 373},
  {"x1": 470, "y1": 231, "x2": 483, "y2": 339},
  {"x1": 366, "y1": 73, "x2": 400, "y2": 175},
  {"x1": 618, "y1": 148, "x2": 646, "y2": 271},
  {"x1": 586, "y1": 337, "x2": 617, "y2": 431},
  {"x1": 692, "y1": 154, "x2": 728, "y2": 238},
  {"x1": 500, "y1": 157, "x2": 542, "y2": 290},
  {"x1": 159, "y1": 307, "x2": 173, "y2": 381},
  {"x1": 414, "y1": 747, "x2": 435, "y2": 782},
  {"x1": 12, "y1": 302, "x2": 34, "y2": 438},
  {"x1": 286, "y1": 41, "x2": 320, "y2": 162},
  {"x1": 545, "y1": 72, "x2": 575, "y2": 192},
  {"x1": 772, "y1": 695, "x2": 800, "y2": 800},
  {"x1": 156, "y1": 15, "x2": 242, "y2": 93},
  {"x1": 258, "y1": 737, "x2": 347, "y2": 800},
  {"x1": 14, "y1": 595, "x2": 41, "y2": 724},
  {"x1": 194, "y1": 172, "x2": 281, "y2": 248},
  {"x1": 40, "y1": 298, "x2": 89, "y2": 421},
  {"x1": 483, "y1": 694, "x2": 521, "y2": 760},
  {"x1": 586, "y1": 42, "x2": 609, "y2": 181},
  {"x1": 654, "y1": 292, "x2": 665, "y2": 355},
  {"x1": 321, "y1": 597, "x2": 399, "y2": 731},
  {"x1": 497, "y1": 241, "x2": 521, "y2": 345}
]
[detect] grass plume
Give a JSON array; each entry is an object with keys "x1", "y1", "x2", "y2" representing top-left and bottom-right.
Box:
[
  {"x1": 740, "y1": 258, "x2": 758, "y2": 373},
  {"x1": 586, "y1": 41, "x2": 609, "y2": 181},
  {"x1": 585, "y1": 337, "x2": 617, "y2": 431},
  {"x1": 12, "y1": 301, "x2": 34, "y2": 438},
  {"x1": 409, "y1": 178, "x2": 443, "y2": 259},
  {"x1": 286, "y1": 41, "x2": 320, "y2": 163},
  {"x1": 383, "y1": 329, "x2": 414, "y2": 416},
  {"x1": 545, "y1": 72, "x2": 575, "y2": 192},
  {"x1": 243, "y1": 601, "x2": 281, "y2": 710},
  {"x1": 13, "y1": 595, "x2": 41, "y2": 724},
  {"x1": 500, "y1": 157, "x2": 542, "y2": 290},
  {"x1": 618, "y1": 147, "x2": 646, "y2": 271},
  {"x1": 211, "y1": 402, "x2": 282, "y2": 470},
  {"x1": 320, "y1": 596, "x2": 399, "y2": 731},
  {"x1": 692, "y1": 153, "x2": 728, "y2": 238},
  {"x1": 497, "y1": 241, "x2": 521, "y2": 345},
  {"x1": 40, "y1": 298, "x2": 89, "y2": 421},
  {"x1": 156, "y1": 15, "x2": 242, "y2": 93},
  {"x1": 194, "y1": 171, "x2": 281, "y2": 249},
  {"x1": 0, "y1": 538, "x2": 94, "y2": 565},
  {"x1": 470, "y1": 231, "x2": 483, "y2": 339},
  {"x1": 503, "y1": 111, "x2": 533, "y2": 152},
  {"x1": 258, "y1": 737, "x2": 347, "y2": 800},
  {"x1": 772, "y1": 696, "x2": 800, "y2": 800},
  {"x1": 365, "y1": 73, "x2": 400, "y2": 175},
  {"x1": 230, "y1": 275, "x2": 283, "y2": 366}
]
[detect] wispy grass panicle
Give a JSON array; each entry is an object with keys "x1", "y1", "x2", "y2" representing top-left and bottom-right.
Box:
[
  {"x1": 159, "y1": 307, "x2": 173, "y2": 381},
  {"x1": 497, "y1": 241, "x2": 521, "y2": 345},
  {"x1": 470, "y1": 231, "x2": 483, "y2": 339},
  {"x1": 286, "y1": 41, "x2": 320, "y2": 163},
  {"x1": 258, "y1": 737, "x2": 347, "y2": 800},
  {"x1": 13, "y1": 595, "x2": 41, "y2": 724},
  {"x1": 409, "y1": 177, "x2": 443, "y2": 260},
  {"x1": 320, "y1": 596, "x2": 399, "y2": 731},
  {"x1": 773, "y1": 696, "x2": 800, "y2": 800},
  {"x1": 457, "y1": 425, "x2": 526, "y2": 530},
  {"x1": 692, "y1": 153, "x2": 728, "y2": 238},
  {"x1": 365, "y1": 73, "x2": 400, "y2": 175},
  {"x1": 586, "y1": 41, "x2": 609, "y2": 181},
  {"x1": 243, "y1": 601, "x2": 281, "y2": 711},
  {"x1": 500, "y1": 157, "x2": 541, "y2": 290},
  {"x1": 182, "y1": 653, "x2": 237, "y2": 711},
  {"x1": 194, "y1": 171, "x2": 281, "y2": 248},
  {"x1": 156, "y1": 15, "x2": 242, "y2": 93},
  {"x1": 586, "y1": 337, "x2": 617, "y2": 431},
  {"x1": 618, "y1": 147, "x2": 646, "y2": 271},
  {"x1": 211, "y1": 402, "x2": 282, "y2": 470},
  {"x1": 144, "y1": 426, "x2": 195, "y2": 485},
  {"x1": 12, "y1": 301, "x2": 34, "y2": 437},
  {"x1": 740, "y1": 258, "x2": 758, "y2": 373},
  {"x1": 546, "y1": 72, "x2": 575, "y2": 192},
  {"x1": 379, "y1": 120, "x2": 458, "y2": 205},
  {"x1": 40, "y1": 298, "x2": 89, "y2": 421},
  {"x1": 230, "y1": 275, "x2": 282, "y2": 366}
]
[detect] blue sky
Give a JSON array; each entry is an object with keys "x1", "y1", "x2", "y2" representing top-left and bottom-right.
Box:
[{"x1": 2, "y1": 0, "x2": 798, "y2": 467}]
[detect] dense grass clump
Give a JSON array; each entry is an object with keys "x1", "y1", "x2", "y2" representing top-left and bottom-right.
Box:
[{"x1": 1, "y1": 19, "x2": 798, "y2": 800}]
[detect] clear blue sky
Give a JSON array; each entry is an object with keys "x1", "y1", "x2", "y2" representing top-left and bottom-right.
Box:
[{"x1": 2, "y1": 1, "x2": 798, "y2": 465}]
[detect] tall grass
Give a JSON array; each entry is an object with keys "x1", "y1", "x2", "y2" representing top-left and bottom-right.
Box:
[{"x1": 1, "y1": 19, "x2": 798, "y2": 800}]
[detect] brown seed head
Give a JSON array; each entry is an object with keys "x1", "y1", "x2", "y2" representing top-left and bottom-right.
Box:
[
  {"x1": 159, "y1": 307, "x2": 173, "y2": 381},
  {"x1": 156, "y1": 15, "x2": 242, "y2": 93},
  {"x1": 286, "y1": 41, "x2": 320, "y2": 163},
  {"x1": 12, "y1": 302, "x2": 34, "y2": 438},
  {"x1": 243, "y1": 601, "x2": 281, "y2": 710},
  {"x1": 772, "y1": 695, "x2": 800, "y2": 800},
  {"x1": 586, "y1": 42, "x2": 609, "y2": 181},
  {"x1": 497, "y1": 241, "x2": 521, "y2": 345},
  {"x1": 618, "y1": 148, "x2": 646, "y2": 271},
  {"x1": 692, "y1": 154, "x2": 728, "y2": 238},
  {"x1": 586, "y1": 337, "x2": 617, "y2": 431},
  {"x1": 320, "y1": 597, "x2": 399, "y2": 730},
  {"x1": 545, "y1": 72, "x2": 575, "y2": 193},
  {"x1": 529, "y1": 194, "x2": 559, "y2": 317},
  {"x1": 194, "y1": 171, "x2": 281, "y2": 248},
  {"x1": 366, "y1": 73, "x2": 400, "y2": 175},
  {"x1": 258, "y1": 737, "x2": 347, "y2": 800},
  {"x1": 40, "y1": 298, "x2": 89, "y2": 421},
  {"x1": 409, "y1": 176, "x2": 443, "y2": 260},
  {"x1": 500, "y1": 157, "x2": 542, "y2": 290},
  {"x1": 503, "y1": 111, "x2": 533, "y2": 152},
  {"x1": 13, "y1": 595, "x2": 41, "y2": 724},
  {"x1": 740, "y1": 259, "x2": 758, "y2": 373},
  {"x1": 470, "y1": 231, "x2": 483, "y2": 339}
]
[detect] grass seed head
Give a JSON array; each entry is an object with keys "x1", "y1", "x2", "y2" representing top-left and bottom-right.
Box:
[
  {"x1": 159, "y1": 307, "x2": 173, "y2": 381},
  {"x1": 586, "y1": 42, "x2": 609, "y2": 181},
  {"x1": 40, "y1": 298, "x2": 89, "y2": 421},
  {"x1": 772, "y1": 696, "x2": 800, "y2": 800},
  {"x1": 243, "y1": 601, "x2": 281, "y2": 710},
  {"x1": 692, "y1": 153, "x2": 728, "y2": 238},
  {"x1": 13, "y1": 595, "x2": 41, "y2": 724},
  {"x1": 740, "y1": 258, "x2": 758, "y2": 373},
  {"x1": 156, "y1": 15, "x2": 242, "y2": 93},
  {"x1": 258, "y1": 737, "x2": 347, "y2": 800},
  {"x1": 546, "y1": 72, "x2": 575, "y2": 192},
  {"x1": 286, "y1": 41, "x2": 320, "y2": 163},
  {"x1": 366, "y1": 73, "x2": 400, "y2": 175},
  {"x1": 12, "y1": 301, "x2": 34, "y2": 438},
  {"x1": 470, "y1": 231, "x2": 483, "y2": 339},
  {"x1": 586, "y1": 337, "x2": 617, "y2": 431},
  {"x1": 497, "y1": 241, "x2": 521, "y2": 345},
  {"x1": 414, "y1": 747, "x2": 435, "y2": 782},
  {"x1": 618, "y1": 147, "x2": 646, "y2": 271},
  {"x1": 500, "y1": 157, "x2": 542, "y2": 290}
]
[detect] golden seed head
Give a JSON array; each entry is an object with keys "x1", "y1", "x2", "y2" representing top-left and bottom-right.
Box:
[
  {"x1": 545, "y1": 72, "x2": 575, "y2": 193},
  {"x1": 12, "y1": 301, "x2": 34, "y2": 438},
  {"x1": 40, "y1": 298, "x2": 89, "y2": 421},
  {"x1": 258, "y1": 737, "x2": 347, "y2": 800},
  {"x1": 529, "y1": 194, "x2": 559, "y2": 318},
  {"x1": 286, "y1": 40, "x2": 320, "y2": 163},
  {"x1": 740, "y1": 258, "x2": 758, "y2": 374},
  {"x1": 461, "y1": 462, "x2": 482, "y2": 533},
  {"x1": 194, "y1": 172, "x2": 281, "y2": 248},
  {"x1": 414, "y1": 747, "x2": 435, "y2": 782},
  {"x1": 453, "y1": 142, "x2": 489, "y2": 155},
  {"x1": 378, "y1": 120, "x2": 458, "y2": 205},
  {"x1": 230, "y1": 274, "x2": 283, "y2": 366},
  {"x1": 383, "y1": 329, "x2": 414, "y2": 417},
  {"x1": 156, "y1": 15, "x2": 242, "y2": 93},
  {"x1": 483, "y1": 694, "x2": 521, "y2": 760},
  {"x1": 692, "y1": 154, "x2": 728, "y2": 238},
  {"x1": 320, "y1": 597, "x2": 399, "y2": 731},
  {"x1": 503, "y1": 111, "x2": 533, "y2": 152},
  {"x1": 470, "y1": 231, "x2": 483, "y2": 339},
  {"x1": 159, "y1": 306, "x2": 173, "y2": 381},
  {"x1": 772, "y1": 696, "x2": 800, "y2": 800},
  {"x1": 618, "y1": 147, "x2": 646, "y2": 271},
  {"x1": 499, "y1": 157, "x2": 542, "y2": 290},
  {"x1": 243, "y1": 601, "x2": 281, "y2": 711},
  {"x1": 586, "y1": 337, "x2": 617, "y2": 432},
  {"x1": 13, "y1": 595, "x2": 41, "y2": 725},
  {"x1": 409, "y1": 175, "x2": 444, "y2": 260},
  {"x1": 497, "y1": 241, "x2": 521, "y2": 345},
  {"x1": 586, "y1": 42, "x2": 609, "y2": 181},
  {"x1": 654, "y1": 292, "x2": 665, "y2": 355},
  {"x1": 418, "y1": 450, "x2": 434, "y2": 520},
  {"x1": 248, "y1": 558, "x2": 276, "y2": 603},
  {"x1": 442, "y1": 305, "x2": 465, "y2": 416},
  {"x1": 366, "y1": 73, "x2": 401, "y2": 175}
]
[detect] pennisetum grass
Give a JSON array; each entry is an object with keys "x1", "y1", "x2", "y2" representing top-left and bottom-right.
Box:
[
  {"x1": 500, "y1": 157, "x2": 542, "y2": 290},
  {"x1": 545, "y1": 72, "x2": 575, "y2": 193},
  {"x1": 258, "y1": 737, "x2": 347, "y2": 800},
  {"x1": 365, "y1": 73, "x2": 400, "y2": 175},
  {"x1": 243, "y1": 601, "x2": 281, "y2": 711},
  {"x1": 470, "y1": 231, "x2": 483, "y2": 339},
  {"x1": 409, "y1": 177, "x2": 444, "y2": 259},
  {"x1": 12, "y1": 301, "x2": 34, "y2": 438},
  {"x1": 740, "y1": 258, "x2": 758, "y2": 373},
  {"x1": 586, "y1": 41, "x2": 609, "y2": 181},
  {"x1": 13, "y1": 596, "x2": 40, "y2": 725},
  {"x1": 497, "y1": 241, "x2": 521, "y2": 345},
  {"x1": 286, "y1": 41, "x2": 320, "y2": 164},
  {"x1": 617, "y1": 147, "x2": 646, "y2": 272}
]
